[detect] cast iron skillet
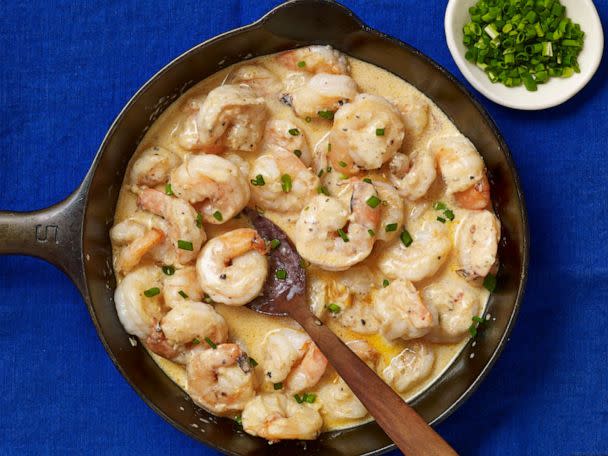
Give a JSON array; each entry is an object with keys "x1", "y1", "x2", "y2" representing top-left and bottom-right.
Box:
[{"x1": 0, "y1": 1, "x2": 529, "y2": 454}]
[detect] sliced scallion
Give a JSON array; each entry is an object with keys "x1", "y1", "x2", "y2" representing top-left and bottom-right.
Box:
[{"x1": 144, "y1": 287, "x2": 160, "y2": 297}]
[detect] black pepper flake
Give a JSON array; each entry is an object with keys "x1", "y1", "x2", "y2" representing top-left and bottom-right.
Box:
[{"x1": 220, "y1": 274, "x2": 227, "y2": 280}]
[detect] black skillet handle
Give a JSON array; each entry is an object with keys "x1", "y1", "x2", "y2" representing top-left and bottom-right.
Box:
[
  {"x1": 0, "y1": 183, "x2": 88, "y2": 296},
  {"x1": 261, "y1": 0, "x2": 365, "y2": 41}
]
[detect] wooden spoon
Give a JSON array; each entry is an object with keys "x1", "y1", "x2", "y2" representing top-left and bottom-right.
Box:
[{"x1": 245, "y1": 208, "x2": 458, "y2": 455}]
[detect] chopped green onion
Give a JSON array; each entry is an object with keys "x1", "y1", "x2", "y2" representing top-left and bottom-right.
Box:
[
  {"x1": 203, "y1": 293, "x2": 213, "y2": 304},
  {"x1": 400, "y1": 229, "x2": 413, "y2": 247},
  {"x1": 363, "y1": 178, "x2": 372, "y2": 184},
  {"x1": 235, "y1": 415, "x2": 242, "y2": 426},
  {"x1": 305, "y1": 116, "x2": 312, "y2": 123},
  {"x1": 327, "y1": 303, "x2": 341, "y2": 313},
  {"x1": 162, "y1": 265, "x2": 175, "y2": 276},
  {"x1": 338, "y1": 161, "x2": 347, "y2": 167},
  {"x1": 317, "y1": 169, "x2": 324, "y2": 178},
  {"x1": 444, "y1": 209, "x2": 455, "y2": 221},
  {"x1": 196, "y1": 212, "x2": 203, "y2": 228},
  {"x1": 299, "y1": 258, "x2": 310, "y2": 269},
  {"x1": 469, "y1": 324, "x2": 478, "y2": 337},
  {"x1": 437, "y1": 216, "x2": 446, "y2": 223},
  {"x1": 382, "y1": 279, "x2": 390, "y2": 288},
  {"x1": 473, "y1": 316, "x2": 485, "y2": 324},
  {"x1": 366, "y1": 195, "x2": 381, "y2": 208},
  {"x1": 337, "y1": 228, "x2": 349, "y2": 242},
  {"x1": 293, "y1": 149, "x2": 302, "y2": 158},
  {"x1": 462, "y1": 0, "x2": 585, "y2": 91},
  {"x1": 274, "y1": 382, "x2": 283, "y2": 390},
  {"x1": 385, "y1": 223, "x2": 398, "y2": 232},
  {"x1": 433, "y1": 201, "x2": 447, "y2": 210},
  {"x1": 281, "y1": 174, "x2": 293, "y2": 193},
  {"x1": 368, "y1": 229, "x2": 375, "y2": 237},
  {"x1": 483, "y1": 273, "x2": 497, "y2": 292},
  {"x1": 303, "y1": 393, "x2": 316, "y2": 403},
  {"x1": 144, "y1": 287, "x2": 160, "y2": 297},
  {"x1": 288, "y1": 128, "x2": 300, "y2": 136},
  {"x1": 250, "y1": 174, "x2": 265, "y2": 186},
  {"x1": 205, "y1": 337, "x2": 217, "y2": 349},
  {"x1": 212, "y1": 210, "x2": 223, "y2": 222},
  {"x1": 276, "y1": 269, "x2": 287, "y2": 280},
  {"x1": 484, "y1": 23, "x2": 500, "y2": 39},
  {"x1": 177, "y1": 240, "x2": 193, "y2": 251},
  {"x1": 317, "y1": 185, "x2": 330, "y2": 196},
  {"x1": 178, "y1": 290, "x2": 188, "y2": 299},
  {"x1": 318, "y1": 110, "x2": 334, "y2": 120},
  {"x1": 294, "y1": 394, "x2": 304, "y2": 404},
  {"x1": 297, "y1": 60, "x2": 306, "y2": 68},
  {"x1": 376, "y1": 128, "x2": 385, "y2": 136},
  {"x1": 269, "y1": 239, "x2": 281, "y2": 250},
  {"x1": 192, "y1": 338, "x2": 200, "y2": 345},
  {"x1": 164, "y1": 183, "x2": 174, "y2": 196},
  {"x1": 249, "y1": 357, "x2": 258, "y2": 367},
  {"x1": 326, "y1": 166, "x2": 332, "y2": 173}
]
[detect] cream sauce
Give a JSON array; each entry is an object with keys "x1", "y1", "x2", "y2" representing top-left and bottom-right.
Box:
[{"x1": 112, "y1": 51, "x2": 491, "y2": 433}]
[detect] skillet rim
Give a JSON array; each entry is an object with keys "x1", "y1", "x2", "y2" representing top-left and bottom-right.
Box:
[{"x1": 80, "y1": 1, "x2": 530, "y2": 454}]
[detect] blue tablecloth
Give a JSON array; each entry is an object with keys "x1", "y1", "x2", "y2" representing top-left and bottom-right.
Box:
[{"x1": 1, "y1": 1, "x2": 606, "y2": 454}]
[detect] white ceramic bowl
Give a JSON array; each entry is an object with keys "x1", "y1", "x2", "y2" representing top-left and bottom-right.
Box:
[{"x1": 445, "y1": 0, "x2": 604, "y2": 110}]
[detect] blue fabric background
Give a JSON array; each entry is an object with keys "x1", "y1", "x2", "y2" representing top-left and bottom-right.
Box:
[{"x1": 0, "y1": 1, "x2": 606, "y2": 455}]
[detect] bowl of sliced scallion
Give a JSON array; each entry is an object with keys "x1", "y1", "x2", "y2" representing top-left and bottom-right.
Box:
[{"x1": 445, "y1": 0, "x2": 603, "y2": 110}]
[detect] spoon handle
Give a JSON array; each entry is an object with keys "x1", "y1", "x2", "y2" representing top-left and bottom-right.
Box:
[{"x1": 288, "y1": 302, "x2": 458, "y2": 456}]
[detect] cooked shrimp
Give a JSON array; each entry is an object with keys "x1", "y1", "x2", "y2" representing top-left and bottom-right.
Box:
[
  {"x1": 374, "y1": 279, "x2": 433, "y2": 341},
  {"x1": 162, "y1": 266, "x2": 203, "y2": 308},
  {"x1": 161, "y1": 302, "x2": 228, "y2": 350},
  {"x1": 347, "y1": 339, "x2": 380, "y2": 368},
  {"x1": 242, "y1": 393, "x2": 323, "y2": 441},
  {"x1": 390, "y1": 136, "x2": 490, "y2": 206},
  {"x1": 291, "y1": 73, "x2": 357, "y2": 119},
  {"x1": 249, "y1": 149, "x2": 318, "y2": 213},
  {"x1": 114, "y1": 227, "x2": 165, "y2": 275},
  {"x1": 227, "y1": 64, "x2": 281, "y2": 97},
  {"x1": 307, "y1": 274, "x2": 328, "y2": 319},
  {"x1": 325, "y1": 266, "x2": 380, "y2": 334},
  {"x1": 337, "y1": 298, "x2": 380, "y2": 335},
  {"x1": 431, "y1": 135, "x2": 491, "y2": 209},
  {"x1": 179, "y1": 84, "x2": 267, "y2": 153},
  {"x1": 329, "y1": 94, "x2": 404, "y2": 175},
  {"x1": 260, "y1": 119, "x2": 312, "y2": 166},
  {"x1": 395, "y1": 93, "x2": 430, "y2": 139},
  {"x1": 224, "y1": 152, "x2": 250, "y2": 178},
  {"x1": 261, "y1": 328, "x2": 327, "y2": 393},
  {"x1": 318, "y1": 341, "x2": 379, "y2": 421},
  {"x1": 130, "y1": 146, "x2": 181, "y2": 187},
  {"x1": 277, "y1": 45, "x2": 349, "y2": 75},
  {"x1": 186, "y1": 343, "x2": 256, "y2": 415},
  {"x1": 373, "y1": 181, "x2": 404, "y2": 242},
  {"x1": 196, "y1": 228, "x2": 268, "y2": 305},
  {"x1": 454, "y1": 173, "x2": 491, "y2": 210},
  {"x1": 383, "y1": 342, "x2": 435, "y2": 393},
  {"x1": 294, "y1": 181, "x2": 380, "y2": 271},
  {"x1": 114, "y1": 265, "x2": 165, "y2": 339},
  {"x1": 111, "y1": 212, "x2": 177, "y2": 271},
  {"x1": 137, "y1": 188, "x2": 205, "y2": 264},
  {"x1": 377, "y1": 218, "x2": 451, "y2": 282},
  {"x1": 170, "y1": 154, "x2": 250, "y2": 224},
  {"x1": 422, "y1": 280, "x2": 481, "y2": 343},
  {"x1": 389, "y1": 149, "x2": 437, "y2": 201},
  {"x1": 455, "y1": 210, "x2": 500, "y2": 280}
]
